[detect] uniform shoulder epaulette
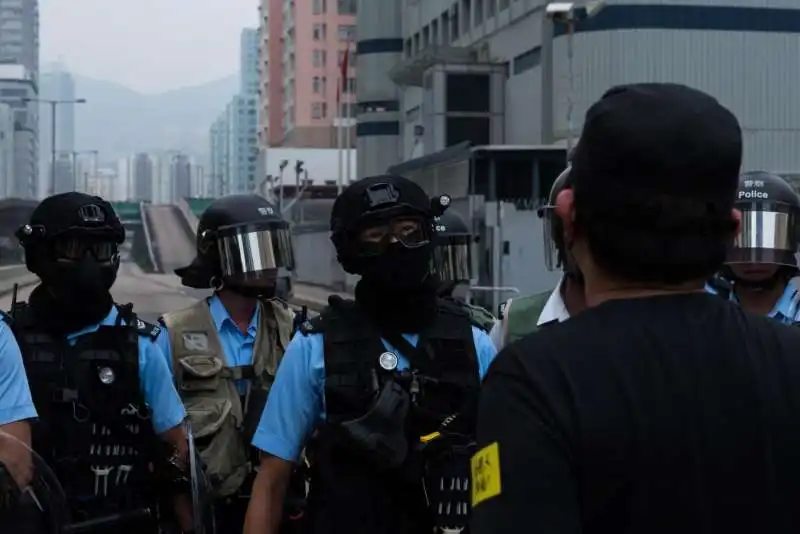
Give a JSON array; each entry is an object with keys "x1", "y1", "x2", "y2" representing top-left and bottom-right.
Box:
[
  {"x1": 131, "y1": 315, "x2": 162, "y2": 341},
  {"x1": 299, "y1": 314, "x2": 325, "y2": 336}
]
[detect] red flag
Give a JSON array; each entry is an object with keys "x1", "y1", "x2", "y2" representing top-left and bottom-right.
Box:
[{"x1": 339, "y1": 44, "x2": 350, "y2": 94}]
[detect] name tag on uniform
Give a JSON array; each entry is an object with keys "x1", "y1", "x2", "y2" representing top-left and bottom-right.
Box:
[{"x1": 471, "y1": 442, "x2": 501, "y2": 506}]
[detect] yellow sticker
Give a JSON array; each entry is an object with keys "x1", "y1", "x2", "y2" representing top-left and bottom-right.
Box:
[
  {"x1": 420, "y1": 431, "x2": 441, "y2": 443},
  {"x1": 470, "y1": 442, "x2": 501, "y2": 506}
]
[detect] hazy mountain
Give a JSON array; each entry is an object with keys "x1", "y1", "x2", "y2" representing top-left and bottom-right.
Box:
[{"x1": 72, "y1": 73, "x2": 239, "y2": 163}]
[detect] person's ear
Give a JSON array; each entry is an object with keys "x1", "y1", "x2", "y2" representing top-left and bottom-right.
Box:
[{"x1": 555, "y1": 188, "x2": 575, "y2": 242}]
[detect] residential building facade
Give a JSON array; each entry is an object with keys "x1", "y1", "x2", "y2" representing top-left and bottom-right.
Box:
[
  {"x1": 258, "y1": 0, "x2": 357, "y2": 149},
  {"x1": 131, "y1": 152, "x2": 154, "y2": 202},
  {"x1": 170, "y1": 152, "x2": 192, "y2": 202},
  {"x1": 0, "y1": 0, "x2": 39, "y2": 198},
  {"x1": 39, "y1": 67, "x2": 77, "y2": 197},
  {"x1": 0, "y1": 103, "x2": 14, "y2": 197}
]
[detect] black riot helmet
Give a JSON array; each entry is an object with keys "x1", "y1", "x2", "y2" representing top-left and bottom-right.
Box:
[
  {"x1": 175, "y1": 194, "x2": 295, "y2": 298},
  {"x1": 16, "y1": 192, "x2": 125, "y2": 291},
  {"x1": 431, "y1": 195, "x2": 472, "y2": 290},
  {"x1": 537, "y1": 166, "x2": 575, "y2": 274},
  {"x1": 331, "y1": 174, "x2": 434, "y2": 288},
  {"x1": 726, "y1": 171, "x2": 800, "y2": 269}
]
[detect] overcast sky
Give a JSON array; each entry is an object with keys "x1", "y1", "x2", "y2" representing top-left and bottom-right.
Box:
[{"x1": 40, "y1": 0, "x2": 258, "y2": 93}]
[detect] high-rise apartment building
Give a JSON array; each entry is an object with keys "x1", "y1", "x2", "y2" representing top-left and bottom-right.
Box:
[
  {"x1": 39, "y1": 68, "x2": 77, "y2": 197},
  {"x1": 241, "y1": 28, "x2": 260, "y2": 95},
  {"x1": 0, "y1": 0, "x2": 39, "y2": 198},
  {"x1": 258, "y1": 0, "x2": 356, "y2": 149},
  {"x1": 0, "y1": 103, "x2": 14, "y2": 197},
  {"x1": 131, "y1": 152, "x2": 154, "y2": 202},
  {"x1": 170, "y1": 153, "x2": 192, "y2": 202}
]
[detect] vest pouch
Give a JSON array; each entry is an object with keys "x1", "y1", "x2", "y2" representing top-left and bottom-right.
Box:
[
  {"x1": 184, "y1": 397, "x2": 249, "y2": 497},
  {"x1": 421, "y1": 435, "x2": 476, "y2": 533},
  {"x1": 339, "y1": 379, "x2": 411, "y2": 470},
  {"x1": 179, "y1": 355, "x2": 224, "y2": 393}
]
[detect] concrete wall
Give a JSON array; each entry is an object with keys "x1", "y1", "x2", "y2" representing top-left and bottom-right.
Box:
[{"x1": 292, "y1": 223, "x2": 358, "y2": 291}]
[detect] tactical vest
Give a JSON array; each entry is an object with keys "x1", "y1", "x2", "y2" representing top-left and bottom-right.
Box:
[
  {"x1": 304, "y1": 297, "x2": 480, "y2": 534},
  {"x1": 6, "y1": 303, "x2": 159, "y2": 518},
  {"x1": 502, "y1": 291, "x2": 551, "y2": 345},
  {"x1": 160, "y1": 298, "x2": 293, "y2": 497}
]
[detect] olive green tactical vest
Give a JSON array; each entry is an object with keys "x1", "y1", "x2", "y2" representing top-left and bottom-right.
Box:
[
  {"x1": 503, "y1": 291, "x2": 551, "y2": 345},
  {"x1": 463, "y1": 301, "x2": 496, "y2": 332},
  {"x1": 161, "y1": 299, "x2": 293, "y2": 497}
]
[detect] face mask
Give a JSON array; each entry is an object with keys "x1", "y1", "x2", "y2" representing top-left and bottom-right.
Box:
[
  {"x1": 360, "y1": 242, "x2": 432, "y2": 290},
  {"x1": 227, "y1": 283, "x2": 276, "y2": 300},
  {"x1": 42, "y1": 258, "x2": 116, "y2": 301}
]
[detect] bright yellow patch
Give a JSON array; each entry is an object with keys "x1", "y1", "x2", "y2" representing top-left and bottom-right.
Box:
[
  {"x1": 470, "y1": 442, "x2": 501, "y2": 506},
  {"x1": 420, "y1": 431, "x2": 441, "y2": 443}
]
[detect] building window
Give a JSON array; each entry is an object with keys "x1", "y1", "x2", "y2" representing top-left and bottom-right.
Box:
[
  {"x1": 339, "y1": 102, "x2": 353, "y2": 118},
  {"x1": 311, "y1": 102, "x2": 328, "y2": 119},
  {"x1": 313, "y1": 0, "x2": 326, "y2": 14},
  {"x1": 337, "y1": 0, "x2": 356, "y2": 14},
  {"x1": 313, "y1": 23, "x2": 326, "y2": 40},
  {"x1": 312, "y1": 76, "x2": 321, "y2": 93},
  {"x1": 312, "y1": 49, "x2": 327, "y2": 67},
  {"x1": 338, "y1": 24, "x2": 356, "y2": 42},
  {"x1": 343, "y1": 77, "x2": 356, "y2": 93}
]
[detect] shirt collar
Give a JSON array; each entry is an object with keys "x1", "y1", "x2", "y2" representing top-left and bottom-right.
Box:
[
  {"x1": 208, "y1": 294, "x2": 259, "y2": 335},
  {"x1": 67, "y1": 305, "x2": 118, "y2": 340},
  {"x1": 770, "y1": 276, "x2": 800, "y2": 322},
  {"x1": 537, "y1": 275, "x2": 571, "y2": 325}
]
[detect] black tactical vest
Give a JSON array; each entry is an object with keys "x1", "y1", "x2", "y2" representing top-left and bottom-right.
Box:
[
  {"x1": 303, "y1": 297, "x2": 480, "y2": 534},
  {"x1": 6, "y1": 303, "x2": 160, "y2": 520}
]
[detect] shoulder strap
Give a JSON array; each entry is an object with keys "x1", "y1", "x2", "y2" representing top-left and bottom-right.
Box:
[{"x1": 117, "y1": 303, "x2": 161, "y2": 341}]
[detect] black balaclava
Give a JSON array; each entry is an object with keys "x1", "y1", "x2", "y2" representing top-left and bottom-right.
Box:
[
  {"x1": 332, "y1": 175, "x2": 438, "y2": 333},
  {"x1": 19, "y1": 192, "x2": 123, "y2": 335}
]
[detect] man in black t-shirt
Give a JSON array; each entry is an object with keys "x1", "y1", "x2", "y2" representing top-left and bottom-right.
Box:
[{"x1": 471, "y1": 83, "x2": 800, "y2": 534}]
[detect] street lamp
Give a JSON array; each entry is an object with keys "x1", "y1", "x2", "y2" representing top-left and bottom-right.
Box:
[
  {"x1": 60, "y1": 149, "x2": 99, "y2": 192},
  {"x1": 545, "y1": 1, "x2": 606, "y2": 153},
  {"x1": 23, "y1": 97, "x2": 87, "y2": 195}
]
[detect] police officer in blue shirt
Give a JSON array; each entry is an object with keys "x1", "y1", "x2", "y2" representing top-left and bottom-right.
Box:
[
  {"x1": 712, "y1": 171, "x2": 800, "y2": 323},
  {"x1": 0, "y1": 320, "x2": 37, "y2": 495},
  {"x1": 156, "y1": 194, "x2": 297, "y2": 534},
  {"x1": 243, "y1": 174, "x2": 497, "y2": 534},
  {"x1": 8, "y1": 192, "x2": 190, "y2": 533}
]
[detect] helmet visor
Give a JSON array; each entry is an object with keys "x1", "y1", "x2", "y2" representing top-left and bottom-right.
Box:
[
  {"x1": 727, "y1": 202, "x2": 799, "y2": 267},
  {"x1": 216, "y1": 221, "x2": 295, "y2": 285},
  {"x1": 432, "y1": 236, "x2": 471, "y2": 284},
  {"x1": 53, "y1": 237, "x2": 118, "y2": 262},
  {"x1": 539, "y1": 205, "x2": 559, "y2": 271}
]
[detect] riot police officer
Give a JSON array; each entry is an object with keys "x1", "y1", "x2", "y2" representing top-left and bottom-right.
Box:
[
  {"x1": 715, "y1": 171, "x2": 800, "y2": 322},
  {"x1": 489, "y1": 165, "x2": 586, "y2": 350},
  {"x1": 431, "y1": 198, "x2": 496, "y2": 332},
  {"x1": 8, "y1": 192, "x2": 190, "y2": 533},
  {"x1": 157, "y1": 194, "x2": 297, "y2": 533},
  {"x1": 243, "y1": 174, "x2": 497, "y2": 534}
]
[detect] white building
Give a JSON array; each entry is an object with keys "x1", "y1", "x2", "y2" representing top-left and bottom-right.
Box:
[
  {"x1": 240, "y1": 28, "x2": 260, "y2": 96},
  {"x1": 115, "y1": 156, "x2": 132, "y2": 201},
  {"x1": 209, "y1": 94, "x2": 258, "y2": 195},
  {"x1": 0, "y1": 64, "x2": 37, "y2": 198},
  {"x1": 190, "y1": 163, "x2": 207, "y2": 197},
  {"x1": 85, "y1": 168, "x2": 116, "y2": 200},
  {"x1": 39, "y1": 67, "x2": 77, "y2": 197},
  {"x1": 261, "y1": 147, "x2": 356, "y2": 187}
]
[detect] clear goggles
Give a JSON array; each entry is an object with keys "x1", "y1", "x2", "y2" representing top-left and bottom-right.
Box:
[
  {"x1": 727, "y1": 202, "x2": 800, "y2": 267},
  {"x1": 215, "y1": 221, "x2": 295, "y2": 286},
  {"x1": 538, "y1": 205, "x2": 560, "y2": 271},
  {"x1": 431, "y1": 236, "x2": 471, "y2": 284},
  {"x1": 356, "y1": 214, "x2": 430, "y2": 256},
  {"x1": 53, "y1": 237, "x2": 118, "y2": 262}
]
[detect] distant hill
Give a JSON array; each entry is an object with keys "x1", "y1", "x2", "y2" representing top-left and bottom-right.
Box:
[{"x1": 72, "y1": 73, "x2": 239, "y2": 163}]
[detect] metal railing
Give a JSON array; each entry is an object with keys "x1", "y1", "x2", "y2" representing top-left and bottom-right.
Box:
[{"x1": 139, "y1": 202, "x2": 160, "y2": 273}]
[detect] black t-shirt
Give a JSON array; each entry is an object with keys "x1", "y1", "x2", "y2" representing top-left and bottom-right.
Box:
[{"x1": 471, "y1": 292, "x2": 800, "y2": 534}]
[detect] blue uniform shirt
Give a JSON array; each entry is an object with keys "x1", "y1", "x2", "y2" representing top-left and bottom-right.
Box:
[
  {"x1": 69, "y1": 306, "x2": 186, "y2": 434},
  {"x1": 156, "y1": 295, "x2": 265, "y2": 393},
  {"x1": 0, "y1": 320, "x2": 37, "y2": 426},
  {"x1": 252, "y1": 327, "x2": 498, "y2": 462},
  {"x1": 707, "y1": 276, "x2": 800, "y2": 324}
]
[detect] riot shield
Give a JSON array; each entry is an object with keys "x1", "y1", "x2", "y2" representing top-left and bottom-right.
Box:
[
  {"x1": 0, "y1": 429, "x2": 70, "y2": 534},
  {"x1": 187, "y1": 427, "x2": 215, "y2": 534}
]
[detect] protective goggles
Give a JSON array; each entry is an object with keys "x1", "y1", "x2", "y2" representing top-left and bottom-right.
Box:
[
  {"x1": 53, "y1": 238, "x2": 118, "y2": 262},
  {"x1": 727, "y1": 202, "x2": 800, "y2": 267},
  {"x1": 355, "y1": 215, "x2": 430, "y2": 255}
]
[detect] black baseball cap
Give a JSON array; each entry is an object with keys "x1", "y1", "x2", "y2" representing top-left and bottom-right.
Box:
[{"x1": 571, "y1": 83, "x2": 742, "y2": 203}]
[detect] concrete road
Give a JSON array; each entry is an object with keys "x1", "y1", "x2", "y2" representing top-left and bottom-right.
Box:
[
  {"x1": 145, "y1": 204, "x2": 196, "y2": 274},
  {"x1": 0, "y1": 263, "x2": 210, "y2": 323}
]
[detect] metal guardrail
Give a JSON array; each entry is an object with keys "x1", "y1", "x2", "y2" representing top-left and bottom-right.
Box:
[
  {"x1": 139, "y1": 202, "x2": 160, "y2": 273},
  {"x1": 176, "y1": 197, "x2": 199, "y2": 234}
]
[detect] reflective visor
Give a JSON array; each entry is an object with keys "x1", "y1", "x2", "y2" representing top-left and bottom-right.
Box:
[
  {"x1": 432, "y1": 237, "x2": 471, "y2": 283},
  {"x1": 728, "y1": 202, "x2": 799, "y2": 266},
  {"x1": 539, "y1": 206, "x2": 559, "y2": 271},
  {"x1": 216, "y1": 222, "x2": 295, "y2": 284}
]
